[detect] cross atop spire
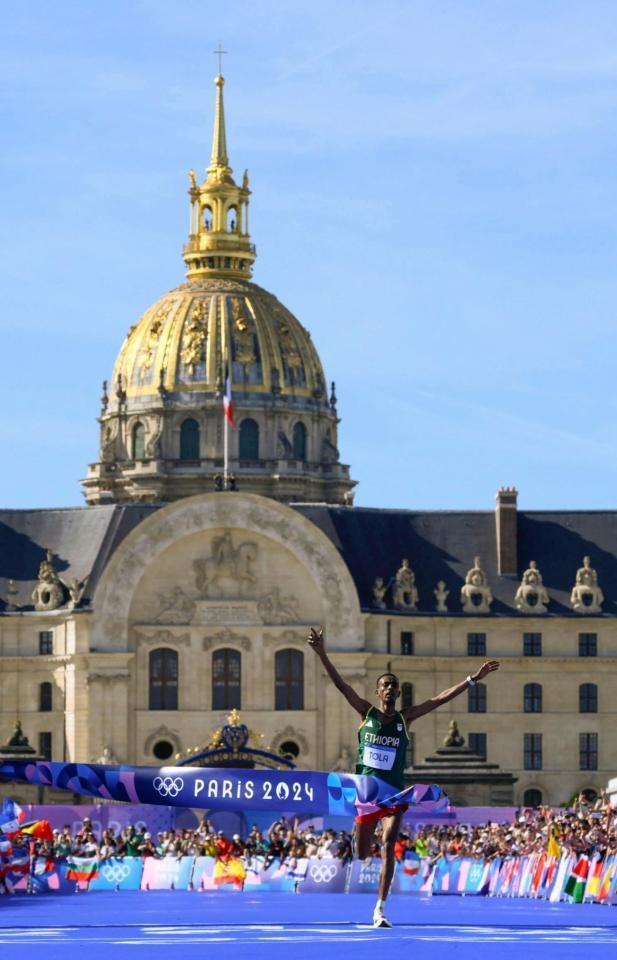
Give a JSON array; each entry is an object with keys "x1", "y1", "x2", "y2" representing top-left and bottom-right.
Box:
[{"x1": 213, "y1": 44, "x2": 227, "y2": 76}]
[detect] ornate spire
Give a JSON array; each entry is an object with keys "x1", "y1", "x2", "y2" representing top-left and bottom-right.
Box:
[
  {"x1": 183, "y1": 69, "x2": 256, "y2": 281},
  {"x1": 208, "y1": 74, "x2": 230, "y2": 181}
]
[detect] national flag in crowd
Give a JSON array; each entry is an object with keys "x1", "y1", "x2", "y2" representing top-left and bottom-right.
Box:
[
  {"x1": 213, "y1": 856, "x2": 245, "y2": 889},
  {"x1": 547, "y1": 827, "x2": 560, "y2": 860},
  {"x1": 19, "y1": 820, "x2": 53, "y2": 843},
  {"x1": 563, "y1": 854, "x2": 589, "y2": 903},
  {"x1": 596, "y1": 857, "x2": 615, "y2": 902},
  {"x1": 583, "y1": 855, "x2": 604, "y2": 900},
  {"x1": 0, "y1": 799, "x2": 24, "y2": 837},
  {"x1": 223, "y1": 362, "x2": 234, "y2": 426},
  {"x1": 66, "y1": 856, "x2": 99, "y2": 883}
]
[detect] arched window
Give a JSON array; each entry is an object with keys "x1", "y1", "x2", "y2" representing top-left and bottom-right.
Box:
[
  {"x1": 275, "y1": 649, "x2": 304, "y2": 710},
  {"x1": 239, "y1": 418, "x2": 259, "y2": 460},
  {"x1": 132, "y1": 421, "x2": 145, "y2": 460},
  {"x1": 401, "y1": 682, "x2": 413, "y2": 710},
  {"x1": 579, "y1": 683, "x2": 598, "y2": 713},
  {"x1": 523, "y1": 788, "x2": 543, "y2": 808},
  {"x1": 39, "y1": 682, "x2": 52, "y2": 712},
  {"x1": 468, "y1": 682, "x2": 486, "y2": 713},
  {"x1": 212, "y1": 649, "x2": 241, "y2": 710},
  {"x1": 180, "y1": 418, "x2": 200, "y2": 460},
  {"x1": 203, "y1": 206, "x2": 212, "y2": 231},
  {"x1": 149, "y1": 648, "x2": 178, "y2": 710},
  {"x1": 292, "y1": 422, "x2": 307, "y2": 460},
  {"x1": 524, "y1": 683, "x2": 543, "y2": 713},
  {"x1": 227, "y1": 206, "x2": 237, "y2": 232}
]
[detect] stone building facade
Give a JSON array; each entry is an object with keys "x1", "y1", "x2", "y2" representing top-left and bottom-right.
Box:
[{"x1": 1, "y1": 73, "x2": 615, "y2": 807}]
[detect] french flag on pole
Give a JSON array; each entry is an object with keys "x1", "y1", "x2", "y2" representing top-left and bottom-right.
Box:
[{"x1": 224, "y1": 363, "x2": 234, "y2": 427}]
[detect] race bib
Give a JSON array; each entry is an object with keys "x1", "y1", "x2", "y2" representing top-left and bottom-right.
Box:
[{"x1": 362, "y1": 743, "x2": 396, "y2": 771}]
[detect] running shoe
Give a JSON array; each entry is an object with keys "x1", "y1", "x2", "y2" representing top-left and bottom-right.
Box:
[{"x1": 373, "y1": 907, "x2": 392, "y2": 929}]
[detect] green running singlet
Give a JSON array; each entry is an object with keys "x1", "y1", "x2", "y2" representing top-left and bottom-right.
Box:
[{"x1": 355, "y1": 706, "x2": 409, "y2": 790}]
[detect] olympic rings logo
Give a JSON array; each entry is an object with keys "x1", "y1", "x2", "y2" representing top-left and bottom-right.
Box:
[
  {"x1": 101, "y1": 862, "x2": 131, "y2": 883},
  {"x1": 153, "y1": 775, "x2": 184, "y2": 798},
  {"x1": 309, "y1": 863, "x2": 338, "y2": 883}
]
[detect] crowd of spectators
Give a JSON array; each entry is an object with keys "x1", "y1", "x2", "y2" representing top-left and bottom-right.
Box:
[{"x1": 23, "y1": 789, "x2": 617, "y2": 866}]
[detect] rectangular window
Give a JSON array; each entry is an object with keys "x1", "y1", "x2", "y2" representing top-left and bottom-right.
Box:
[
  {"x1": 400, "y1": 632, "x2": 414, "y2": 656},
  {"x1": 579, "y1": 633, "x2": 598, "y2": 657},
  {"x1": 524, "y1": 733, "x2": 542, "y2": 770},
  {"x1": 467, "y1": 633, "x2": 486, "y2": 657},
  {"x1": 580, "y1": 733, "x2": 598, "y2": 771},
  {"x1": 523, "y1": 633, "x2": 542, "y2": 657},
  {"x1": 469, "y1": 733, "x2": 487, "y2": 760},
  {"x1": 468, "y1": 684, "x2": 487, "y2": 713},
  {"x1": 38, "y1": 631, "x2": 53, "y2": 655},
  {"x1": 39, "y1": 732, "x2": 52, "y2": 760}
]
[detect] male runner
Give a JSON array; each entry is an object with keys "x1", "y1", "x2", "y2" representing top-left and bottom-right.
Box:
[{"x1": 306, "y1": 626, "x2": 499, "y2": 928}]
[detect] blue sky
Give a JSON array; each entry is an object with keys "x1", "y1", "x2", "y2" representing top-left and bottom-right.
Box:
[{"x1": 2, "y1": 1, "x2": 617, "y2": 510}]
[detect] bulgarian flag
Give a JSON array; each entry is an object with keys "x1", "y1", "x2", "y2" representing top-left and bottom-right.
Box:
[
  {"x1": 563, "y1": 854, "x2": 589, "y2": 903},
  {"x1": 66, "y1": 856, "x2": 99, "y2": 882},
  {"x1": 224, "y1": 362, "x2": 234, "y2": 427}
]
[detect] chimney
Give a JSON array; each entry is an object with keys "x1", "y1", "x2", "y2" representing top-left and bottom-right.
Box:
[{"x1": 495, "y1": 487, "x2": 518, "y2": 576}]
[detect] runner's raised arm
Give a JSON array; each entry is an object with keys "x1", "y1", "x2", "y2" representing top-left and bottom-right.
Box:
[
  {"x1": 403, "y1": 660, "x2": 500, "y2": 723},
  {"x1": 306, "y1": 626, "x2": 371, "y2": 717}
]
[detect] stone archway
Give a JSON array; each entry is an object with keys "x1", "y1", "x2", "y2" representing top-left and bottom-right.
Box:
[{"x1": 91, "y1": 492, "x2": 362, "y2": 651}]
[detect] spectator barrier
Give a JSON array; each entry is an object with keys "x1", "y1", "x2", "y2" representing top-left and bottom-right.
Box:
[{"x1": 4, "y1": 850, "x2": 617, "y2": 903}]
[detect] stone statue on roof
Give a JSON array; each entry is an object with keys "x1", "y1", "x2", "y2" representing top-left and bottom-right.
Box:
[
  {"x1": 32, "y1": 550, "x2": 66, "y2": 612},
  {"x1": 393, "y1": 559, "x2": 418, "y2": 611},
  {"x1": 515, "y1": 560, "x2": 549, "y2": 614},
  {"x1": 571, "y1": 556, "x2": 604, "y2": 613},
  {"x1": 460, "y1": 556, "x2": 493, "y2": 613}
]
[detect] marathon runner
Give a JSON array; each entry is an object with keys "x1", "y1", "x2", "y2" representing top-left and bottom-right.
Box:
[{"x1": 306, "y1": 625, "x2": 499, "y2": 928}]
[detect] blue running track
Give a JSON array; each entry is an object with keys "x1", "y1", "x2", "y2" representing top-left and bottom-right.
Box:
[{"x1": 2, "y1": 892, "x2": 617, "y2": 959}]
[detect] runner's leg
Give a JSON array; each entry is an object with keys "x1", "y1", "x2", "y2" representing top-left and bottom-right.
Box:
[
  {"x1": 354, "y1": 819, "x2": 376, "y2": 860},
  {"x1": 373, "y1": 809, "x2": 404, "y2": 927}
]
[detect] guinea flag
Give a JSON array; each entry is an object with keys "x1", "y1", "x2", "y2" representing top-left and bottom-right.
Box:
[
  {"x1": 66, "y1": 856, "x2": 99, "y2": 882},
  {"x1": 223, "y1": 362, "x2": 234, "y2": 426},
  {"x1": 563, "y1": 854, "x2": 589, "y2": 903}
]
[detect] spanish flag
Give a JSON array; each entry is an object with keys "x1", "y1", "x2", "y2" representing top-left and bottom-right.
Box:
[{"x1": 213, "y1": 857, "x2": 245, "y2": 889}]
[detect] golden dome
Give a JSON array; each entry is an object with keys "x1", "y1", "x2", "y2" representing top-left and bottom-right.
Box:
[
  {"x1": 84, "y1": 70, "x2": 354, "y2": 507},
  {"x1": 110, "y1": 278, "x2": 327, "y2": 408}
]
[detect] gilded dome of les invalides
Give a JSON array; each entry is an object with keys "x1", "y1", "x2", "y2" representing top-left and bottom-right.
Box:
[{"x1": 82, "y1": 73, "x2": 354, "y2": 507}]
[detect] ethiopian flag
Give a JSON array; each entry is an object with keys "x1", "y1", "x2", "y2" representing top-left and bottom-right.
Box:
[
  {"x1": 66, "y1": 856, "x2": 99, "y2": 882},
  {"x1": 563, "y1": 854, "x2": 589, "y2": 903}
]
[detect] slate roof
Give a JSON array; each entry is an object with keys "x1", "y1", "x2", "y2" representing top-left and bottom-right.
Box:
[
  {"x1": 0, "y1": 505, "x2": 160, "y2": 611},
  {"x1": 293, "y1": 505, "x2": 617, "y2": 616},
  {"x1": 1, "y1": 501, "x2": 616, "y2": 616}
]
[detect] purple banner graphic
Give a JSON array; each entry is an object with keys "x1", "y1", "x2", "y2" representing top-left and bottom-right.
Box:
[{"x1": 0, "y1": 760, "x2": 447, "y2": 818}]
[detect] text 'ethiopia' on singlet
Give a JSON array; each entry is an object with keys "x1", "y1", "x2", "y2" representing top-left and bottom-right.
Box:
[{"x1": 356, "y1": 706, "x2": 409, "y2": 789}]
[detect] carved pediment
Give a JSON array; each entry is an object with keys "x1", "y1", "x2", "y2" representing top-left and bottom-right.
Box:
[
  {"x1": 135, "y1": 629, "x2": 190, "y2": 648},
  {"x1": 203, "y1": 628, "x2": 251, "y2": 651}
]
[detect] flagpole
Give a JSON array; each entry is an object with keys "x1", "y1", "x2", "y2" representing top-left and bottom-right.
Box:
[{"x1": 224, "y1": 395, "x2": 229, "y2": 487}]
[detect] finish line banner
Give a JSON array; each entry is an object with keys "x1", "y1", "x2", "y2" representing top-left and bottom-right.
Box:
[{"x1": 0, "y1": 761, "x2": 447, "y2": 818}]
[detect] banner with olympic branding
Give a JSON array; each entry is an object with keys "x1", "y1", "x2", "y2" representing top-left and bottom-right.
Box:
[
  {"x1": 89, "y1": 857, "x2": 143, "y2": 891},
  {"x1": 0, "y1": 760, "x2": 447, "y2": 819},
  {"x1": 299, "y1": 857, "x2": 347, "y2": 893}
]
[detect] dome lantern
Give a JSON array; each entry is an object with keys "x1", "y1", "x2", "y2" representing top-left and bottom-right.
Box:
[{"x1": 183, "y1": 72, "x2": 256, "y2": 282}]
